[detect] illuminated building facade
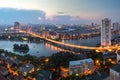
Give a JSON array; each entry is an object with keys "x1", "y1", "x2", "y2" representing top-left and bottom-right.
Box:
[
  {"x1": 69, "y1": 58, "x2": 94, "y2": 76},
  {"x1": 101, "y1": 18, "x2": 111, "y2": 47}
]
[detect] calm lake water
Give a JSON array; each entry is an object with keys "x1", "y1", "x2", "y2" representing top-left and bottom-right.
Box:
[
  {"x1": 0, "y1": 40, "x2": 58, "y2": 57},
  {"x1": 0, "y1": 34, "x2": 119, "y2": 57}
]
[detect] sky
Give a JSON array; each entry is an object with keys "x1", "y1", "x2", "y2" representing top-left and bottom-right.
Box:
[{"x1": 0, "y1": 0, "x2": 120, "y2": 24}]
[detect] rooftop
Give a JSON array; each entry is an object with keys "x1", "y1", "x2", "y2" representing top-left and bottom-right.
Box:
[
  {"x1": 111, "y1": 63, "x2": 120, "y2": 72},
  {"x1": 20, "y1": 64, "x2": 34, "y2": 73},
  {"x1": 69, "y1": 58, "x2": 93, "y2": 66},
  {"x1": 7, "y1": 74, "x2": 24, "y2": 80},
  {"x1": 36, "y1": 70, "x2": 52, "y2": 80},
  {"x1": 0, "y1": 75, "x2": 7, "y2": 80}
]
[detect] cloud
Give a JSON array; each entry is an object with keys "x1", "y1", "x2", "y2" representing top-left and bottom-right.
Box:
[
  {"x1": 57, "y1": 12, "x2": 67, "y2": 15},
  {"x1": 47, "y1": 15, "x2": 91, "y2": 24},
  {"x1": 0, "y1": 8, "x2": 46, "y2": 24},
  {"x1": 0, "y1": 8, "x2": 93, "y2": 25}
]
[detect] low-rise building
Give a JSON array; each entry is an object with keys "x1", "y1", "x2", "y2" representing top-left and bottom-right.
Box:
[
  {"x1": 0, "y1": 53, "x2": 6, "y2": 61},
  {"x1": 0, "y1": 74, "x2": 7, "y2": 80},
  {"x1": 5, "y1": 57, "x2": 14, "y2": 67},
  {"x1": 7, "y1": 74, "x2": 24, "y2": 80},
  {"x1": 0, "y1": 66, "x2": 8, "y2": 76},
  {"x1": 110, "y1": 63, "x2": 120, "y2": 80},
  {"x1": 36, "y1": 70, "x2": 52, "y2": 80},
  {"x1": 69, "y1": 58, "x2": 94, "y2": 76},
  {"x1": 117, "y1": 52, "x2": 120, "y2": 63},
  {"x1": 20, "y1": 64, "x2": 34, "y2": 76}
]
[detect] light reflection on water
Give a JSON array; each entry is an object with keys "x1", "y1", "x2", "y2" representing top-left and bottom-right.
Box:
[
  {"x1": 0, "y1": 40, "x2": 58, "y2": 57},
  {"x1": 0, "y1": 34, "x2": 119, "y2": 57}
]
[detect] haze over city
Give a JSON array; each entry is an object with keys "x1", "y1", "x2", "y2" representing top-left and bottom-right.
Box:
[{"x1": 0, "y1": 0, "x2": 120, "y2": 24}]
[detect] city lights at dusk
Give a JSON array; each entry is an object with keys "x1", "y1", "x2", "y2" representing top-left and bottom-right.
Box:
[{"x1": 0, "y1": 0, "x2": 120, "y2": 80}]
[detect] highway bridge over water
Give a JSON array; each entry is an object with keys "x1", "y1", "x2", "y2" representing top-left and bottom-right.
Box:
[{"x1": 19, "y1": 29, "x2": 120, "y2": 53}]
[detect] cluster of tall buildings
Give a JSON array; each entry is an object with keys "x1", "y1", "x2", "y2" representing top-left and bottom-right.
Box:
[{"x1": 68, "y1": 18, "x2": 120, "y2": 79}]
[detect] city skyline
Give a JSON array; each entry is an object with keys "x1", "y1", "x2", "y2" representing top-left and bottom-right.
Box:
[
  {"x1": 0, "y1": 0, "x2": 120, "y2": 24},
  {"x1": 0, "y1": 1, "x2": 120, "y2": 78}
]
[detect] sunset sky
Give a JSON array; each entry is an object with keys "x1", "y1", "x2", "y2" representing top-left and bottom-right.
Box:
[{"x1": 0, "y1": 0, "x2": 120, "y2": 24}]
